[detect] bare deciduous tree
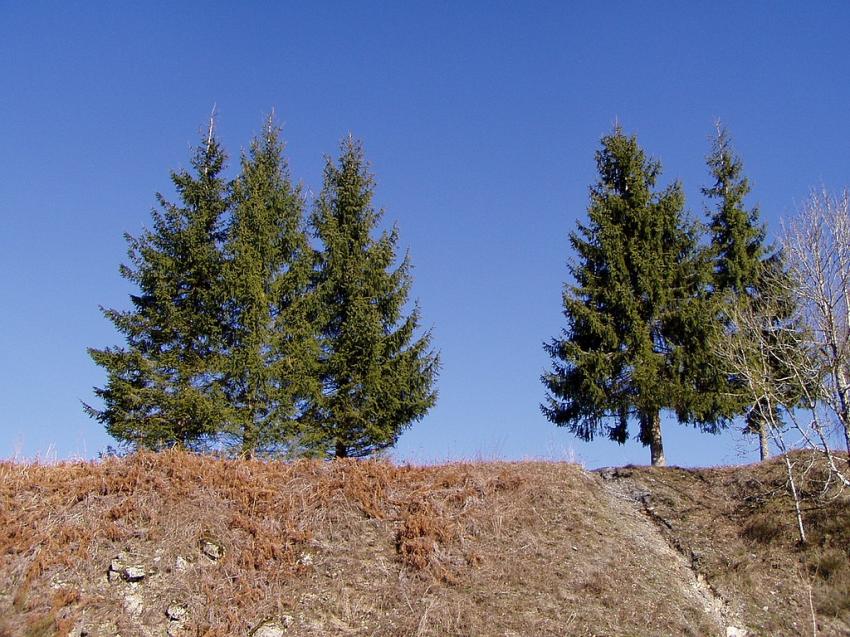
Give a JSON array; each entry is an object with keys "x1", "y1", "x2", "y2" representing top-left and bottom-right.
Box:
[
  {"x1": 715, "y1": 270, "x2": 812, "y2": 542},
  {"x1": 713, "y1": 188, "x2": 850, "y2": 544},
  {"x1": 783, "y1": 189, "x2": 850, "y2": 460}
]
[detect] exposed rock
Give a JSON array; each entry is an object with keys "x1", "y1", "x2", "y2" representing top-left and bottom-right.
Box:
[
  {"x1": 726, "y1": 627, "x2": 748, "y2": 637},
  {"x1": 123, "y1": 590, "x2": 144, "y2": 616},
  {"x1": 297, "y1": 552, "x2": 313, "y2": 566},
  {"x1": 51, "y1": 575, "x2": 71, "y2": 589},
  {"x1": 108, "y1": 556, "x2": 126, "y2": 581},
  {"x1": 108, "y1": 554, "x2": 146, "y2": 582},
  {"x1": 175, "y1": 555, "x2": 189, "y2": 571},
  {"x1": 200, "y1": 538, "x2": 225, "y2": 561},
  {"x1": 166, "y1": 603, "x2": 188, "y2": 621},
  {"x1": 249, "y1": 617, "x2": 292, "y2": 636},
  {"x1": 166, "y1": 602, "x2": 189, "y2": 636},
  {"x1": 123, "y1": 565, "x2": 146, "y2": 581}
]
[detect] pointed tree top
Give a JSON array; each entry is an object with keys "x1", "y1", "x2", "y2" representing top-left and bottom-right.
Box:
[
  {"x1": 265, "y1": 108, "x2": 278, "y2": 144},
  {"x1": 712, "y1": 117, "x2": 725, "y2": 139},
  {"x1": 207, "y1": 103, "x2": 218, "y2": 150},
  {"x1": 611, "y1": 115, "x2": 622, "y2": 134}
]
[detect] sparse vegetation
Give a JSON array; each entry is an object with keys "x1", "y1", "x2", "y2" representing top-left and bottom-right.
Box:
[
  {"x1": 1, "y1": 451, "x2": 848, "y2": 635},
  {"x1": 606, "y1": 451, "x2": 850, "y2": 635}
]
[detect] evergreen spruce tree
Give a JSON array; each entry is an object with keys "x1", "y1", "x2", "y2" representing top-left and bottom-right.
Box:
[
  {"x1": 222, "y1": 117, "x2": 317, "y2": 456},
  {"x1": 703, "y1": 124, "x2": 784, "y2": 460},
  {"x1": 86, "y1": 122, "x2": 230, "y2": 450},
  {"x1": 542, "y1": 127, "x2": 731, "y2": 466},
  {"x1": 306, "y1": 137, "x2": 439, "y2": 458},
  {"x1": 703, "y1": 124, "x2": 768, "y2": 295}
]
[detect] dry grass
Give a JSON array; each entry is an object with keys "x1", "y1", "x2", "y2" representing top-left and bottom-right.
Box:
[
  {"x1": 0, "y1": 449, "x2": 847, "y2": 636},
  {"x1": 0, "y1": 451, "x2": 547, "y2": 636},
  {"x1": 606, "y1": 450, "x2": 850, "y2": 636}
]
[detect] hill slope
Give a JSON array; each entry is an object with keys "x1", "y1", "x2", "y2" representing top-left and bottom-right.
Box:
[{"x1": 1, "y1": 451, "x2": 847, "y2": 636}]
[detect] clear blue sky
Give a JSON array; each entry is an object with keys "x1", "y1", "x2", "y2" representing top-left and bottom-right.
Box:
[{"x1": 1, "y1": 2, "x2": 848, "y2": 467}]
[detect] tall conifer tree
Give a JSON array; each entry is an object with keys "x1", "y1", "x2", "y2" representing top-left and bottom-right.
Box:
[
  {"x1": 542, "y1": 127, "x2": 730, "y2": 466},
  {"x1": 704, "y1": 124, "x2": 797, "y2": 460},
  {"x1": 306, "y1": 137, "x2": 439, "y2": 458},
  {"x1": 86, "y1": 121, "x2": 230, "y2": 450},
  {"x1": 222, "y1": 117, "x2": 317, "y2": 456}
]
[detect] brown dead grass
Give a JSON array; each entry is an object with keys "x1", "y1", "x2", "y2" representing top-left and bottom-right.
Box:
[
  {"x1": 0, "y1": 452, "x2": 548, "y2": 635},
  {"x1": 0, "y1": 449, "x2": 847, "y2": 636}
]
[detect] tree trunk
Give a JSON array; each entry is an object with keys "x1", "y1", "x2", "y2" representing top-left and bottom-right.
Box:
[
  {"x1": 843, "y1": 422, "x2": 850, "y2": 469},
  {"x1": 758, "y1": 424, "x2": 771, "y2": 461},
  {"x1": 782, "y1": 453, "x2": 807, "y2": 545},
  {"x1": 241, "y1": 400, "x2": 257, "y2": 458},
  {"x1": 641, "y1": 410, "x2": 665, "y2": 467},
  {"x1": 835, "y1": 366, "x2": 850, "y2": 464},
  {"x1": 335, "y1": 440, "x2": 348, "y2": 458},
  {"x1": 241, "y1": 432, "x2": 256, "y2": 458}
]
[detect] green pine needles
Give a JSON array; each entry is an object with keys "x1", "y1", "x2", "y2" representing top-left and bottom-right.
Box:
[
  {"x1": 222, "y1": 119, "x2": 315, "y2": 456},
  {"x1": 703, "y1": 124, "x2": 800, "y2": 460},
  {"x1": 87, "y1": 117, "x2": 439, "y2": 458},
  {"x1": 90, "y1": 115, "x2": 792, "y2": 465},
  {"x1": 86, "y1": 127, "x2": 230, "y2": 450},
  {"x1": 304, "y1": 138, "x2": 438, "y2": 458},
  {"x1": 543, "y1": 127, "x2": 738, "y2": 466},
  {"x1": 704, "y1": 124, "x2": 768, "y2": 297}
]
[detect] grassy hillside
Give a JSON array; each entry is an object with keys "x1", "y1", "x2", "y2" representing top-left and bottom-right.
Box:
[{"x1": 0, "y1": 450, "x2": 847, "y2": 636}]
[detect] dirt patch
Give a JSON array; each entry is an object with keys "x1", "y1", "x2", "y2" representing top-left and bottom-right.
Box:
[{"x1": 598, "y1": 471, "x2": 741, "y2": 633}]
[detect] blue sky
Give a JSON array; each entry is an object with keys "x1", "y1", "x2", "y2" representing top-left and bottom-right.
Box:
[{"x1": 1, "y1": 2, "x2": 848, "y2": 467}]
